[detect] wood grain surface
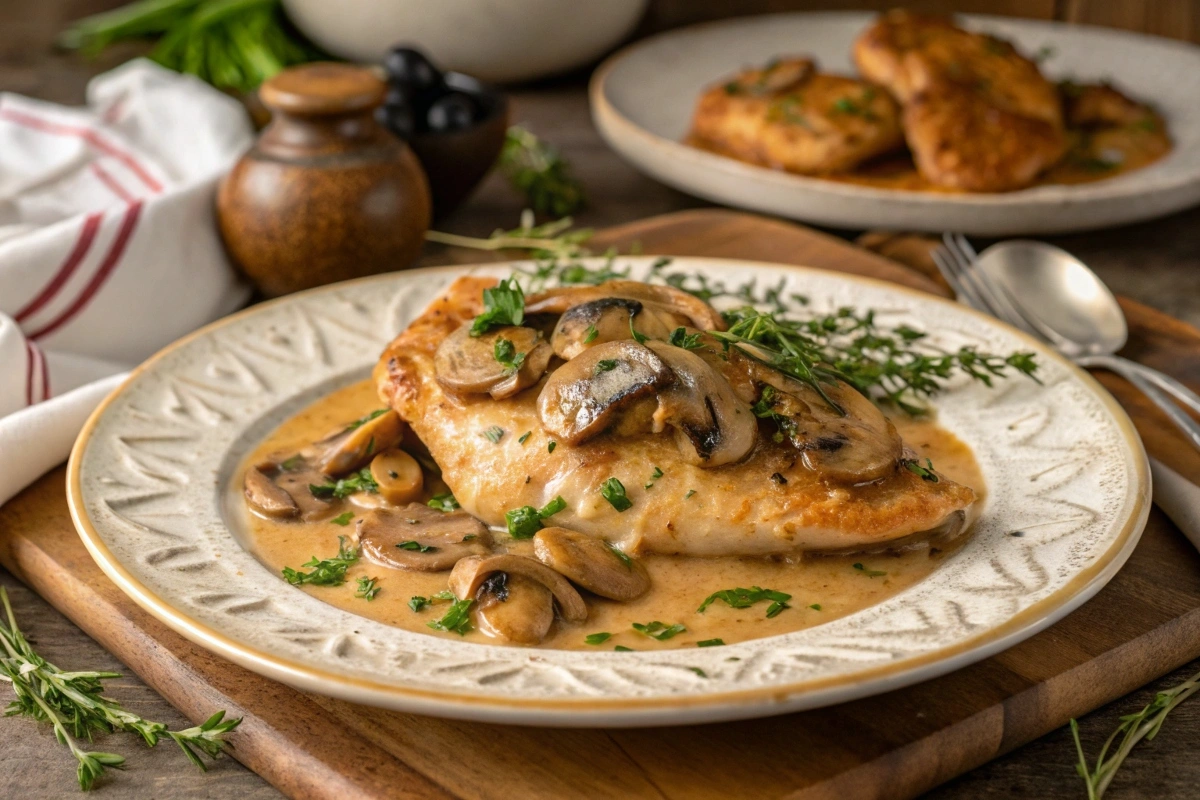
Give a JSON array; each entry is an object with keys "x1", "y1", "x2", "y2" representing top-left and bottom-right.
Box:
[{"x1": 3, "y1": 210, "x2": 1200, "y2": 800}]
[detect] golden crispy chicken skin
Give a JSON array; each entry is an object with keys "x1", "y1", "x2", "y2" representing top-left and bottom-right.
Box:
[
  {"x1": 689, "y1": 57, "x2": 904, "y2": 174},
  {"x1": 854, "y1": 10, "x2": 1066, "y2": 191},
  {"x1": 374, "y1": 277, "x2": 976, "y2": 557}
]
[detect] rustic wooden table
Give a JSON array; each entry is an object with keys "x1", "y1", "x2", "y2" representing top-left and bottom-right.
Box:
[{"x1": 3, "y1": 1, "x2": 1200, "y2": 797}]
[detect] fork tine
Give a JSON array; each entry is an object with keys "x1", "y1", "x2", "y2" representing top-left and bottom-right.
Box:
[
  {"x1": 940, "y1": 234, "x2": 1003, "y2": 316},
  {"x1": 931, "y1": 245, "x2": 986, "y2": 311},
  {"x1": 943, "y1": 233, "x2": 1040, "y2": 336}
]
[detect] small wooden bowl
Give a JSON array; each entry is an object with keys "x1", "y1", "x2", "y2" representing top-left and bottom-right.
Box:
[{"x1": 406, "y1": 72, "x2": 510, "y2": 220}]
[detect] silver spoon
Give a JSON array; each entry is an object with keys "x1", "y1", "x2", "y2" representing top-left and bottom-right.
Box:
[{"x1": 971, "y1": 239, "x2": 1200, "y2": 449}]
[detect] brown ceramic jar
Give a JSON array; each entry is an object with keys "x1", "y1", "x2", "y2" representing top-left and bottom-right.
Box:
[{"x1": 218, "y1": 63, "x2": 431, "y2": 298}]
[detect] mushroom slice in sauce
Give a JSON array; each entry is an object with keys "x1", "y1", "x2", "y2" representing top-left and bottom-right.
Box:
[
  {"x1": 273, "y1": 466, "x2": 334, "y2": 521},
  {"x1": 533, "y1": 527, "x2": 650, "y2": 601},
  {"x1": 369, "y1": 449, "x2": 424, "y2": 505},
  {"x1": 474, "y1": 573, "x2": 555, "y2": 645},
  {"x1": 646, "y1": 341, "x2": 757, "y2": 467},
  {"x1": 527, "y1": 280, "x2": 727, "y2": 332},
  {"x1": 449, "y1": 554, "x2": 588, "y2": 623},
  {"x1": 314, "y1": 409, "x2": 405, "y2": 477},
  {"x1": 537, "y1": 340, "x2": 675, "y2": 445},
  {"x1": 550, "y1": 298, "x2": 679, "y2": 360},
  {"x1": 243, "y1": 466, "x2": 298, "y2": 519},
  {"x1": 490, "y1": 340, "x2": 553, "y2": 400},
  {"x1": 434, "y1": 323, "x2": 549, "y2": 397},
  {"x1": 356, "y1": 504, "x2": 491, "y2": 572}
]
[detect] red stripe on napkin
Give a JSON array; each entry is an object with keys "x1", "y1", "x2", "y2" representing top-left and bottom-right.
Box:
[
  {"x1": 37, "y1": 344, "x2": 50, "y2": 401},
  {"x1": 14, "y1": 212, "x2": 103, "y2": 324},
  {"x1": 28, "y1": 202, "x2": 143, "y2": 341},
  {"x1": 90, "y1": 162, "x2": 136, "y2": 203},
  {"x1": 0, "y1": 107, "x2": 164, "y2": 193},
  {"x1": 24, "y1": 341, "x2": 35, "y2": 406}
]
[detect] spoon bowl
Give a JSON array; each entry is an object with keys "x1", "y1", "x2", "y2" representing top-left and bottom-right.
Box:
[{"x1": 975, "y1": 240, "x2": 1128, "y2": 357}]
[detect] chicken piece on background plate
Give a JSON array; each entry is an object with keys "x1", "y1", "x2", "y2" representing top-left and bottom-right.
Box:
[
  {"x1": 375, "y1": 276, "x2": 976, "y2": 558},
  {"x1": 689, "y1": 57, "x2": 904, "y2": 175},
  {"x1": 854, "y1": 10, "x2": 1066, "y2": 191}
]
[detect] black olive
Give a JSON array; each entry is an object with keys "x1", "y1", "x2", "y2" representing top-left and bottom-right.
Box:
[
  {"x1": 426, "y1": 92, "x2": 477, "y2": 132},
  {"x1": 384, "y1": 46, "x2": 442, "y2": 91},
  {"x1": 375, "y1": 103, "x2": 415, "y2": 139}
]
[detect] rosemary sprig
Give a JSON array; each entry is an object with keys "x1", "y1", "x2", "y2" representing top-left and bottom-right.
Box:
[
  {"x1": 0, "y1": 587, "x2": 239, "y2": 791},
  {"x1": 1071, "y1": 667, "x2": 1200, "y2": 799},
  {"x1": 497, "y1": 125, "x2": 585, "y2": 217}
]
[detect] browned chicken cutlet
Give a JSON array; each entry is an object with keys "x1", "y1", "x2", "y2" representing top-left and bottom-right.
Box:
[
  {"x1": 854, "y1": 10, "x2": 1066, "y2": 191},
  {"x1": 689, "y1": 57, "x2": 904, "y2": 174},
  {"x1": 375, "y1": 276, "x2": 976, "y2": 558}
]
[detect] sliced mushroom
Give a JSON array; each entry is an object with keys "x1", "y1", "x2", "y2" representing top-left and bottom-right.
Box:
[
  {"x1": 315, "y1": 409, "x2": 405, "y2": 477},
  {"x1": 273, "y1": 466, "x2": 333, "y2": 521},
  {"x1": 369, "y1": 449, "x2": 424, "y2": 505},
  {"x1": 434, "y1": 323, "x2": 549, "y2": 398},
  {"x1": 550, "y1": 298, "x2": 679, "y2": 360},
  {"x1": 490, "y1": 340, "x2": 553, "y2": 400},
  {"x1": 533, "y1": 527, "x2": 650, "y2": 601},
  {"x1": 537, "y1": 340, "x2": 675, "y2": 445},
  {"x1": 526, "y1": 280, "x2": 726, "y2": 332},
  {"x1": 356, "y1": 504, "x2": 491, "y2": 571},
  {"x1": 243, "y1": 466, "x2": 298, "y2": 518},
  {"x1": 646, "y1": 341, "x2": 757, "y2": 467},
  {"x1": 449, "y1": 554, "x2": 587, "y2": 622},
  {"x1": 474, "y1": 573, "x2": 555, "y2": 645}
]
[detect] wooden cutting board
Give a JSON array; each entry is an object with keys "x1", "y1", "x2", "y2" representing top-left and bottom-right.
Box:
[{"x1": 3, "y1": 209, "x2": 1200, "y2": 800}]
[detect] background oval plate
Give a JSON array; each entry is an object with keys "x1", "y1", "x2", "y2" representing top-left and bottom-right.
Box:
[
  {"x1": 68, "y1": 258, "x2": 1149, "y2": 727},
  {"x1": 591, "y1": 12, "x2": 1200, "y2": 235}
]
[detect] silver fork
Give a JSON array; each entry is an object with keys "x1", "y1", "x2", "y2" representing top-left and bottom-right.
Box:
[{"x1": 933, "y1": 233, "x2": 1200, "y2": 451}]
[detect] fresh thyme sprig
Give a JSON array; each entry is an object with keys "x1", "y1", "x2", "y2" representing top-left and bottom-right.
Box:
[
  {"x1": 0, "y1": 587, "x2": 240, "y2": 791},
  {"x1": 1071, "y1": 667, "x2": 1200, "y2": 799},
  {"x1": 425, "y1": 210, "x2": 594, "y2": 262},
  {"x1": 497, "y1": 125, "x2": 585, "y2": 217}
]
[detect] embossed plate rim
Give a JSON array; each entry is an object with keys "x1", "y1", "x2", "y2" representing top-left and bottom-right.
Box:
[{"x1": 67, "y1": 258, "x2": 1150, "y2": 727}]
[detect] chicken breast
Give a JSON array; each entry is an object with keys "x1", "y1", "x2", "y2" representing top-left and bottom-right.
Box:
[
  {"x1": 689, "y1": 57, "x2": 904, "y2": 174},
  {"x1": 854, "y1": 10, "x2": 1066, "y2": 191},
  {"x1": 375, "y1": 276, "x2": 976, "y2": 557}
]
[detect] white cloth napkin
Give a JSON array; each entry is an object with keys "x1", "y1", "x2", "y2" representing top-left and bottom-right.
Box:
[{"x1": 0, "y1": 59, "x2": 254, "y2": 506}]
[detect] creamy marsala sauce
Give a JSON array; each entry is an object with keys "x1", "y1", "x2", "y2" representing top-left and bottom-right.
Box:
[{"x1": 236, "y1": 379, "x2": 985, "y2": 651}]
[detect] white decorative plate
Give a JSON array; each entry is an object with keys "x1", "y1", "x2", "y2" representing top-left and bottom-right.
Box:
[
  {"x1": 590, "y1": 12, "x2": 1200, "y2": 235},
  {"x1": 68, "y1": 258, "x2": 1149, "y2": 727}
]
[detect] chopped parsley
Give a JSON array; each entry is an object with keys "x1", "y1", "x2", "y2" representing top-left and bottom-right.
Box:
[
  {"x1": 309, "y1": 467, "x2": 378, "y2": 499},
  {"x1": 505, "y1": 495, "x2": 568, "y2": 539},
  {"x1": 408, "y1": 590, "x2": 454, "y2": 612},
  {"x1": 427, "y1": 493, "x2": 460, "y2": 512},
  {"x1": 595, "y1": 359, "x2": 619, "y2": 373},
  {"x1": 482, "y1": 425, "x2": 505, "y2": 443},
  {"x1": 469, "y1": 278, "x2": 525, "y2": 336},
  {"x1": 396, "y1": 541, "x2": 437, "y2": 553},
  {"x1": 614, "y1": 645, "x2": 636, "y2": 652},
  {"x1": 809, "y1": 604, "x2": 822, "y2": 611},
  {"x1": 628, "y1": 317, "x2": 648, "y2": 344},
  {"x1": 585, "y1": 632, "x2": 613, "y2": 645},
  {"x1": 902, "y1": 458, "x2": 939, "y2": 482},
  {"x1": 684, "y1": 489, "x2": 697, "y2": 499},
  {"x1": 853, "y1": 563, "x2": 887, "y2": 578},
  {"x1": 493, "y1": 337, "x2": 527, "y2": 373},
  {"x1": 668, "y1": 327, "x2": 704, "y2": 349},
  {"x1": 697, "y1": 638, "x2": 725, "y2": 647},
  {"x1": 600, "y1": 477, "x2": 632, "y2": 511},
  {"x1": 279, "y1": 455, "x2": 304, "y2": 471},
  {"x1": 330, "y1": 512, "x2": 355, "y2": 526},
  {"x1": 632, "y1": 621, "x2": 687, "y2": 641},
  {"x1": 281, "y1": 536, "x2": 358, "y2": 587},
  {"x1": 427, "y1": 598, "x2": 474, "y2": 635},
  {"x1": 345, "y1": 408, "x2": 388, "y2": 431},
  {"x1": 698, "y1": 586, "x2": 792, "y2": 618},
  {"x1": 518, "y1": 431, "x2": 532, "y2": 445},
  {"x1": 583, "y1": 325, "x2": 599, "y2": 344},
  {"x1": 355, "y1": 576, "x2": 380, "y2": 601},
  {"x1": 548, "y1": 441, "x2": 557, "y2": 453},
  {"x1": 689, "y1": 667, "x2": 708, "y2": 678}
]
